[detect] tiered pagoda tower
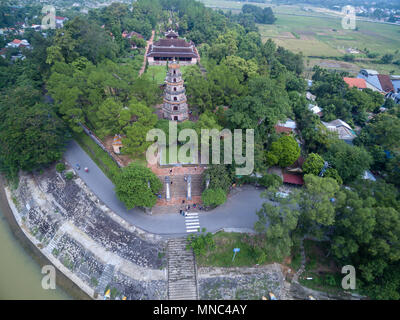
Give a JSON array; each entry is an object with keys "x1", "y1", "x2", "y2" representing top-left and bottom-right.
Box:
[{"x1": 163, "y1": 61, "x2": 189, "y2": 121}]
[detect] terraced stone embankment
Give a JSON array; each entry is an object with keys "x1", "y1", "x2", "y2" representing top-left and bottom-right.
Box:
[{"x1": 6, "y1": 165, "x2": 168, "y2": 300}]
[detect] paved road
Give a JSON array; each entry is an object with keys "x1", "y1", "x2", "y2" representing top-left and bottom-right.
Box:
[{"x1": 64, "y1": 141, "x2": 267, "y2": 238}]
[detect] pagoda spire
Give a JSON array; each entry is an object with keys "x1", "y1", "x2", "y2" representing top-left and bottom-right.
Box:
[{"x1": 162, "y1": 60, "x2": 189, "y2": 121}]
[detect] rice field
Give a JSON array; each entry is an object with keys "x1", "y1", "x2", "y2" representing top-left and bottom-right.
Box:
[{"x1": 202, "y1": 1, "x2": 400, "y2": 74}]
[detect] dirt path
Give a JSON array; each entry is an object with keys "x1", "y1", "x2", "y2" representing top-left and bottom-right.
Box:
[{"x1": 139, "y1": 30, "x2": 155, "y2": 77}]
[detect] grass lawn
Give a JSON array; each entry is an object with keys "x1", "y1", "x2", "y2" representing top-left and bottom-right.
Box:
[
  {"x1": 143, "y1": 65, "x2": 191, "y2": 85},
  {"x1": 73, "y1": 132, "x2": 121, "y2": 182},
  {"x1": 196, "y1": 232, "x2": 273, "y2": 267}
]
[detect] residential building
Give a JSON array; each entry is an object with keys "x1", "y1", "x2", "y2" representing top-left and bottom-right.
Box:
[
  {"x1": 357, "y1": 69, "x2": 394, "y2": 93},
  {"x1": 6, "y1": 39, "x2": 30, "y2": 49},
  {"x1": 274, "y1": 119, "x2": 297, "y2": 134},
  {"x1": 343, "y1": 77, "x2": 367, "y2": 90},
  {"x1": 308, "y1": 104, "x2": 323, "y2": 117},
  {"x1": 322, "y1": 119, "x2": 357, "y2": 143},
  {"x1": 56, "y1": 16, "x2": 68, "y2": 28},
  {"x1": 306, "y1": 91, "x2": 316, "y2": 101}
]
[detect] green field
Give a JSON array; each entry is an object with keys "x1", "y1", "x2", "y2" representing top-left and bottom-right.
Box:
[
  {"x1": 259, "y1": 13, "x2": 400, "y2": 54},
  {"x1": 259, "y1": 12, "x2": 400, "y2": 74},
  {"x1": 200, "y1": 1, "x2": 400, "y2": 75}
]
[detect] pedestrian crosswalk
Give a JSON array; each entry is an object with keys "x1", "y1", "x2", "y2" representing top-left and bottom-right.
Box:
[{"x1": 185, "y1": 212, "x2": 200, "y2": 233}]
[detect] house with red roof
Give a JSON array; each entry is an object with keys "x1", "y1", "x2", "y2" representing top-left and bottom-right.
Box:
[
  {"x1": 282, "y1": 173, "x2": 304, "y2": 186},
  {"x1": 357, "y1": 69, "x2": 395, "y2": 93},
  {"x1": 56, "y1": 16, "x2": 68, "y2": 28},
  {"x1": 343, "y1": 77, "x2": 367, "y2": 90},
  {"x1": 274, "y1": 119, "x2": 297, "y2": 135},
  {"x1": 6, "y1": 39, "x2": 30, "y2": 49}
]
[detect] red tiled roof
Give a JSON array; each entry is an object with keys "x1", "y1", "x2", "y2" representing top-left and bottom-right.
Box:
[
  {"x1": 343, "y1": 77, "x2": 367, "y2": 89},
  {"x1": 12, "y1": 39, "x2": 21, "y2": 44},
  {"x1": 274, "y1": 125, "x2": 293, "y2": 134},
  {"x1": 56, "y1": 16, "x2": 66, "y2": 20},
  {"x1": 283, "y1": 173, "x2": 304, "y2": 185},
  {"x1": 378, "y1": 74, "x2": 395, "y2": 93}
]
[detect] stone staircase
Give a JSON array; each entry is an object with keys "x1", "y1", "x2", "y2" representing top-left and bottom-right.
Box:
[
  {"x1": 96, "y1": 264, "x2": 115, "y2": 295},
  {"x1": 44, "y1": 226, "x2": 65, "y2": 256},
  {"x1": 167, "y1": 238, "x2": 198, "y2": 300},
  {"x1": 159, "y1": 174, "x2": 203, "y2": 199}
]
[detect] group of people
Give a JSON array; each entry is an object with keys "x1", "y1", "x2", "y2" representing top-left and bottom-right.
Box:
[{"x1": 179, "y1": 201, "x2": 203, "y2": 216}]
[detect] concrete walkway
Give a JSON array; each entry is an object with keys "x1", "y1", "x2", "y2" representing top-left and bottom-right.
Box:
[
  {"x1": 139, "y1": 30, "x2": 155, "y2": 76},
  {"x1": 64, "y1": 140, "x2": 267, "y2": 237}
]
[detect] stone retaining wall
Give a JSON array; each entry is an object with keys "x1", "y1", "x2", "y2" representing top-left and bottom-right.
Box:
[{"x1": 5, "y1": 166, "x2": 168, "y2": 300}]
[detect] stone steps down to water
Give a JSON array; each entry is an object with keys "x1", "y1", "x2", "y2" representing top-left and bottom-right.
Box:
[
  {"x1": 167, "y1": 238, "x2": 198, "y2": 300},
  {"x1": 96, "y1": 264, "x2": 115, "y2": 295}
]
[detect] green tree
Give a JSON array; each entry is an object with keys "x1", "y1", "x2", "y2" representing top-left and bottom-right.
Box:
[
  {"x1": 357, "y1": 114, "x2": 400, "y2": 151},
  {"x1": 324, "y1": 140, "x2": 372, "y2": 184},
  {"x1": 302, "y1": 153, "x2": 325, "y2": 175},
  {"x1": 95, "y1": 98, "x2": 131, "y2": 138},
  {"x1": 255, "y1": 199, "x2": 300, "y2": 261},
  {"x1": 203, "y1": 165, "x2": 233, "y2": 192},
  {"x1": 266, "y1": 135, "x2": 300, "y2": 167},
  {"x1": 122, "y1": 100, "x2": 157, "y2": 156},
  {"x1": 298, "y1": 174, "x2": 342, "y2": 238},
  {"x1": 0, "y1": 102, "x2": 68, "y2": 177},
  {"x1": 201, "y1": 188, "x2": 227, "y2": 207},
  {"x1": 114, "y1": 163, "x2": 162, "y2": 209},
  {"x1": 331, "y1": 189, "x2": 376, "y2": 259}
]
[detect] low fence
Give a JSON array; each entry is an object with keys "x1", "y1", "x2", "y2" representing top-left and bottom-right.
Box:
[{"x1": 79, "y1": 123, "x2": 124, "y2": 168}]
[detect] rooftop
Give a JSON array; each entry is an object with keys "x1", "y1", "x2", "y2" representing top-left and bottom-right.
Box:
[
  {"x1": 343, "y1": 77, "x2": 367, "y2": 89},
  {"x1": 283, "y1": 173, "x2": 304, "y2": 185},
  {"x1": 322, "y1": 119, "x2": 357, "y2": 141}
]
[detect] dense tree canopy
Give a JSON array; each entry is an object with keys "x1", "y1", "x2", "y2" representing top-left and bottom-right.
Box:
[
  {"x1": 266, "y1": 135, "x2": 300, "y2": 167},
  {"x1": 114, "y1": 163, "x2": 163, "y2": 209},
  {"x1": 324, "y1": 140, "x2": 372, "y2": 184},
  {"x1": 0, "y1": 89, "x2": 68, "y2": 176}
]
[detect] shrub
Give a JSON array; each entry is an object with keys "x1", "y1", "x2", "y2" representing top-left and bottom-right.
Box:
[
  {"x1": 187, "y1": 230, "x2": 215, "y2": 257},
  {"x1": 303, "y1": 153, "x2": 324, "y2": 175},
  {"x1": 65, "y1": 171, "x2": 74, "y2": 180},
  {"x1": 202, "y1": 188, "x2": 227, "y2": 207},
  {"x1": 258, "y1": 173, "x2": 282, "y2": 188},
  {"x1": 56, "y1": 162, "x2": 66, "y2": 172}
]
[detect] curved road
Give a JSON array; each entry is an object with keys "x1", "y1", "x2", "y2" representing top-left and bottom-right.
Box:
[{"x1": 64, "y1": 141, "x2": 267, "y2": 238}]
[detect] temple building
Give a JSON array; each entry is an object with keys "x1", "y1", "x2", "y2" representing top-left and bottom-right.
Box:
[
  {"x1": 163, "y1": 61, "x2": 189, "y2": 121},
  {"x1": 146, "y1": 30, "x2": 199, "y2": 65}
]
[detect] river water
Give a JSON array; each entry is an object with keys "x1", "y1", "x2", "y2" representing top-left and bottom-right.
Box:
[{"x1": 0, "y1": 201, "x2": 71, "y2": 300}]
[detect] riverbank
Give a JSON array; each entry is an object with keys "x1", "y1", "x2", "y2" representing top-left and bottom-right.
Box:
[
  {"x1": 2, "y1": 165, "x2": 168, "y2": 300},
  {"x1": 0, "y1": 176, "x2": 88, "y2": 300}
]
